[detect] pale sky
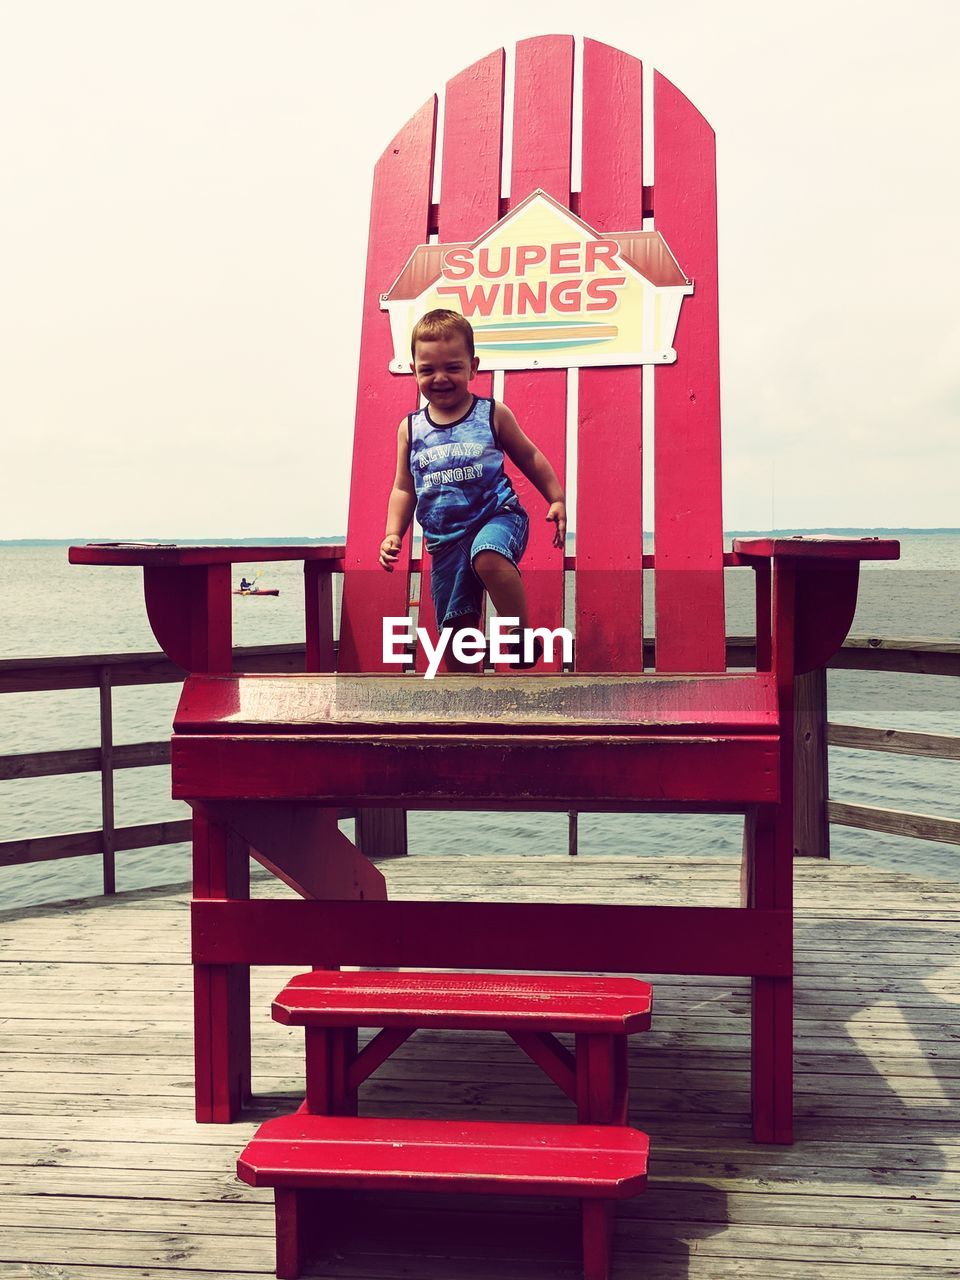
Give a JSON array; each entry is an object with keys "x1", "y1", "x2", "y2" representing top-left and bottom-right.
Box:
[{"x1": 2, "y1": 0, "x2": 958, "y2": 537}]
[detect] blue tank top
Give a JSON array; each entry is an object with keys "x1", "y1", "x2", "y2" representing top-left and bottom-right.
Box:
[{"x1": 408, "y1": 396, "x2": 520, "y2": 550}]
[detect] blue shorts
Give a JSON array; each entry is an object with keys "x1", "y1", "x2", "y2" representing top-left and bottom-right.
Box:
[{"x1": 429, "y1": 506, "x2": 529, "y2": 629}]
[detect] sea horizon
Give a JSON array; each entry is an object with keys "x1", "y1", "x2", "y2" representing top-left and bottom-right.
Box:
[{"x1": 4, "y1": 526, "x2": 960, "y2": 547}]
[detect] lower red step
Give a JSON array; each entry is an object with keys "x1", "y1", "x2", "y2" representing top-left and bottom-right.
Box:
[{"x1": 238, "y1": 1113, "x2": 650, "y2": 1279}]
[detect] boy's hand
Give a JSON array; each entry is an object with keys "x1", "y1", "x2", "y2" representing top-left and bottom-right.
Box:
[
  {"x1": 546, "y1": 501, "x2": 567, "y2": 550},
  {"x1": 379, "y1": 534, "x2": 402, "y2": 571}
]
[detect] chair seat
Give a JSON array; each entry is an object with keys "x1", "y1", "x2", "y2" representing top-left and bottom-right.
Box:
[
  {"x1": 176, "y1": 672, "x2": 779, "y2": 736},
  {"x1": 172, "y1": 673, "x2": 781, "y2": 806}
]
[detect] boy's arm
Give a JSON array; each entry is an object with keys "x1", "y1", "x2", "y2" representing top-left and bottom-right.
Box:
[
  {"x1": 493, "y1": 401, "x2": 567, "y2": 549},
  {"x1": 380, "y1": 419, "x2": 416, "y2": 572}
]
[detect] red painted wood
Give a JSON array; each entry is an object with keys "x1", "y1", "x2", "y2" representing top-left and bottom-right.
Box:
[
  {"x1": 339, "y1": 98, "x2": 437, "y2": 673},
  {"x1": 573, "y1": 1034, "x2": 627, "y2": 1127},
  {"x1": 512, "y1": 36, "x2": 574, "y2": 204},
  {"x1": 303, "y1": 563, "x2": 334, "y2": 673},
  {"x1": 582, "y1": 1199, "x2": 615, "y2": 1280},
  {"x1": 330, "y1": 1027, "x2": 358, "y2": 1116},
  {"x1": 237, "y1": 1114, "x2": 650, "y2": 1198},
  {"x1": 174, "y1": 672, "x2": 780, "y2": 734},
  {"x1": 202, "y1": 801, "x2": 387, "y2": 902},
  {"x1": 733, "y1": 536, "x2": 900, "y2": 560},
  {"x1": 304, "y1": 1028, "x2": 333, "y2": 1113},
  {"x1": 576, "y1": 40, "x2": 645, "y2": 672},
  {"x1": 274, "y1": 1187, "x2": 303, "y2": 1280},
  {"x1": 754, "y1": 561, "x2": 772, "y2": 673},
  {"x1": 793, "y1": 563, "x2": 860, "y2": 675},
  {"x1": 414, "y1": 48, "x2": 506, "y2": 672},
  {"x1": 192, "y1": 899, "x2": 792, "y2": 977},
  {"x1": 273, "y1": 970, "x2": 652, "y2": 1033},
  {"x1": 143, "y1": 565, "x2": 233, "y2": 673},
  {"x1": 501, "y1": 36, "x2": 574, "y2": 672},
  {"x1": 440, "y1": 49, "x2": 505, "y2": 243},
  {"x1": 346, "y1": 1026, "x2": 415, "y2": 1090},
  {"x1": 743, "y1": 560, "x2": 796, "y2": 1143},
  {"x1": 68, "y1": 544, "x2": 343, "y2": 567},
  {"x1": 173, "y1": 732, "x2": 779, "y2": 806},
  {"x1": 652, "y1": 72, "x2": 725, "y2": 672},
  {"x1": 191, "y1": 813, "x2": 250, "y2": 1123},
  {"x1": 508, "y1": 1030, "x2": 578, "y2": 1102},
  {"x1": 742, "y1": 808, "x2": 794, "y2": 1144}
]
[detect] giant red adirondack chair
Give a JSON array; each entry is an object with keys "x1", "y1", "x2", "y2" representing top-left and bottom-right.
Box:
[{"x1": 72, "y1": 36, "x2": 897, "y2": 1147}]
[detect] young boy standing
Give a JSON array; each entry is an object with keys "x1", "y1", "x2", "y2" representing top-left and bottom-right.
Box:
[{"x1": 379, "y1": 309, "x2": 566, "y2": 671}]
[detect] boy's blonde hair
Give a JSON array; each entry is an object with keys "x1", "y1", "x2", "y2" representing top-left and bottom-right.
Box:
[{"x1": 410, "y1": 309, "x2": 475, "y2": 360}]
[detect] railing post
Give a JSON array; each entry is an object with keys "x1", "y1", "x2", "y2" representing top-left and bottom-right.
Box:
[
  {"x1": 99, "y1": 667, "x2": 116, "y2": 893},
  {"x1": 794, "y1": 665, "x2": 830, "y2": 858},
  {"x1": 355, "y1": 809, "x2": 408, "y2": 858},
  {"x1": 568, "y1": 810, "x2": 579, "y2": 856},
  {"x1": 304, "y1": 562, "x2": 335, "y2": 672}
]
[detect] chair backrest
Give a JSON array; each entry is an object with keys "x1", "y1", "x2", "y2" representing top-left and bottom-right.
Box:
[{"x1": 338, "y1": 36, "x2": 725, "y2": 675}]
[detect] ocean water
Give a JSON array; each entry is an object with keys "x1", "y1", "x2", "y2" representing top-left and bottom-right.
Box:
[{"x1": 1, "y1": 535, "x2": 958, "y2": 910}]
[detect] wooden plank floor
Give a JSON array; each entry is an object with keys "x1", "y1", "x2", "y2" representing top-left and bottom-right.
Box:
[{"x1": 1, "y1": 853, "x2": 959, "y2": 1278}]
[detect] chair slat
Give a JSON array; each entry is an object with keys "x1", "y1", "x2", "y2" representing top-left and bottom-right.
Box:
[
  {"x1": 340, "y1": 99, "x2": 437, "y2": 672},
  {"x1": 502, "y1": 36, "x2": 574, "y2": 671},
  {"x1": 576, "y1": 39, "x2": 645, "y2": 671},
  {"x1": 652, "y1": 72, "x2": 725, "y2": 672},
  {"x1": 414, "y1": 48, "x2": 506, "y2": 671}
]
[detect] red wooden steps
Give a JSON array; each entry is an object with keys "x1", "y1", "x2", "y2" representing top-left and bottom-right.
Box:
[
  {"x1": 237, "y1": 1113, "x2": 650, "y2": 1280},
  {"x1": 273, "y1": 969, "x2": 653, "y2": 1123}
]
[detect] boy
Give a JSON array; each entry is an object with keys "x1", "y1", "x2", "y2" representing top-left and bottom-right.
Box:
[{"x1": 379, "y1": 309, "x2": 566, "y2": 671}]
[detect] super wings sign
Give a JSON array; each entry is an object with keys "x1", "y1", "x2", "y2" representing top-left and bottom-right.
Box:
[{"x1": 381, "y1": 190, "x2": 693, "y2": 373}]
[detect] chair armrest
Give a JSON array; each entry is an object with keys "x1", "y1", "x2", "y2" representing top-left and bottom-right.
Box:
[
  {"x1": 69, "y1": 543, "x2": 345, "y2": 567},
  {"x1": 731, "y1": 538, "x2": 900, "y2": 676},
  {"x1": 68, "y1": 544, "x2": 346, "y2": 672},
  {"x1": 732, "y1": 535, "x2": 899, "y2": 562}
]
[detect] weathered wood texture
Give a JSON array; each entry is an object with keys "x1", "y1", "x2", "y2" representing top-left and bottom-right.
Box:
[
  {"x1": 794, "y1": 668, "x2": 829, "y2": 858},
  {"x1": 1, "y1": 854, "x2": 959, "y2": 1278},
  {"x1": 827, "y1": 723, "x2": 960, "y2": 760},
  {"x1": 828, "y1": 801, "x2": 960, "y2": 847}
]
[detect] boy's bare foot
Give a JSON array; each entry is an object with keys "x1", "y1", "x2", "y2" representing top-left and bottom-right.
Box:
[
  {"x1": 513, "y1": 634, "x2": 544, "y2": 669},
  {"x1": 493, "y1": 628, "x2": 544, "y2": 669}
]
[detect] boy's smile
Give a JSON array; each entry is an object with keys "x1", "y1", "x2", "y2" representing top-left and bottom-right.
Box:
[{"x1": 411, "y1": 335, "x2": 480, "y2": 423}]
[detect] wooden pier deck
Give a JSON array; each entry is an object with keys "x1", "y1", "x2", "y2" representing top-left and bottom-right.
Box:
[{"x1": 1, "y1": 853, "x2": 958, "y2": 1278}]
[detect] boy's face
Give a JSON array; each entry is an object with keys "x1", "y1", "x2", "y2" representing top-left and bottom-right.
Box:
[{"x1": 411, "y1": 335, "x2": 479, "y2": 416}]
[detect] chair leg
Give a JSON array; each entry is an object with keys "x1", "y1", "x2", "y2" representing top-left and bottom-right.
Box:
[
  {"x1": 274, "y1": 1188, "x2": 305, "y2": 1279},
  {"x1": 742, "y1": 805, "x2": 794, "y2": 1144},
  {"x1": 192, "y1": 815, "x2": 251, "y2": 1123},
  {"x1": 581, "y1": 1199, "x2": 614, "y2": 1280}
]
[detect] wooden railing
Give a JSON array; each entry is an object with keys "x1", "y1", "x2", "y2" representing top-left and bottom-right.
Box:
[
  {"x1": 2, "y1": 636, "x2": 957, "y2": 896},
  {"x1": 0, "y1": 644, "x2": 307, "y2": 893}
]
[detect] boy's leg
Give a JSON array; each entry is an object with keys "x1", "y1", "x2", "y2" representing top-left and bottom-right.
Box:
[
  {"x1": 473, "y1": 550, "x2": 528, "y2": 628},
  {"x1": 472, "y1": 550, "x2": 543, "y2": 668},
  {"x1": 442, "y1": 613, "x2": 482, "y2": 672}
]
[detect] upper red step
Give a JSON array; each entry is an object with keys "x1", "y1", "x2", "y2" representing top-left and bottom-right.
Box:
[{"x1": 273, "y1": 970, "x2": 654, "y2": 1034}]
